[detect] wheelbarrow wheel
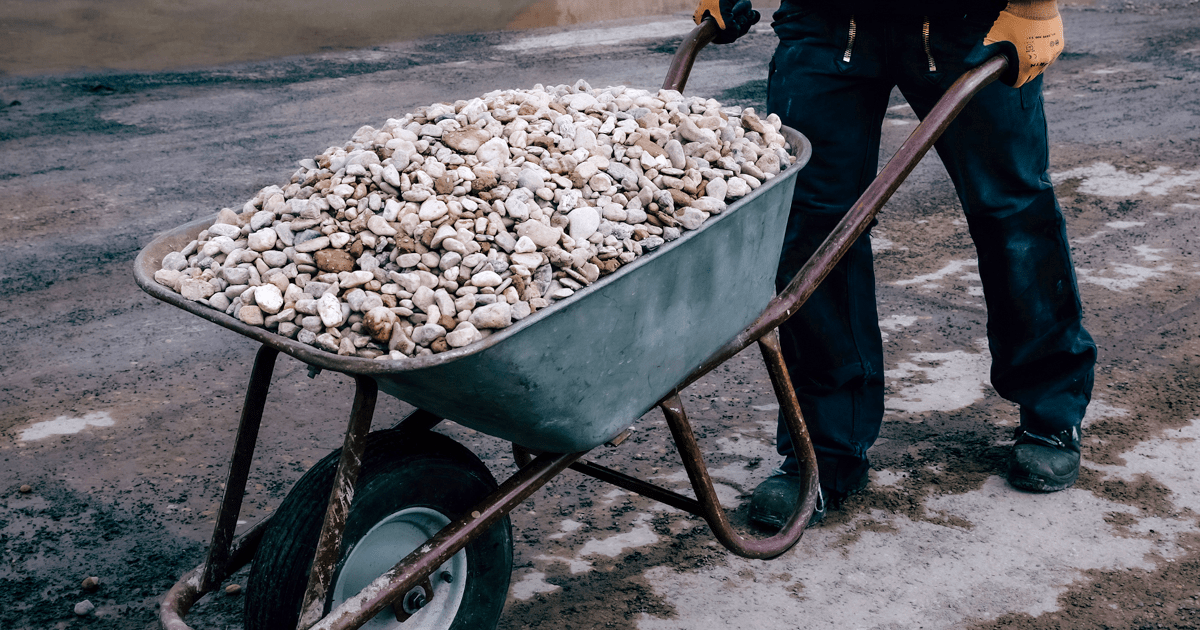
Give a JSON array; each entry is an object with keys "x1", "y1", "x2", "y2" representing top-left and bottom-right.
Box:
[{"x1": 245, "y1": 428, "x2": 512, "y2": 630}]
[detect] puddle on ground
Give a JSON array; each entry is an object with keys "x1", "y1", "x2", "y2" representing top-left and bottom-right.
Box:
[
  {"x1": 17, "y1": 411, "x2": 115, "y2": 442},
  {"x1": 885, "y1": 339, "x2": 993, "y2": 415},
  {"x1": 1, "y1": 0, "x2": 758, "y2": 76}
]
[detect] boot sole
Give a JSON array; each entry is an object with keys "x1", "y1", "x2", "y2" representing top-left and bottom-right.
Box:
[{"x1": 1007, "y1": 468, "x2": 1079, "y2": 493}]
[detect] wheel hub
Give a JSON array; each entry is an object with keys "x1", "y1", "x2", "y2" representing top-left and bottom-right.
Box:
[{"x1": 332, "y1": 507, "x2": 468, "y2": 630}]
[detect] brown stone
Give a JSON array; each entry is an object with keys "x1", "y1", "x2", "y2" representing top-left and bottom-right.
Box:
[
  {"x1": 315, "y1": 248, "x2": 355, "y2": 273},
  {"x1": 518, "y1": 102, "x2": 539, "y2": 116},
  {"x1": 348, "y1": 239, "x2": 364, "y2": 258},
  {"x1": 394, "y1": 234, "x2": 417, "y2": 254},
  {"x1": 473, "y1": 170, "x2": 498, "y2": 192},
  {"x1": 435, "y1": 174, "x2": 456, "y2": 195},
  {"x1": 548, "y1": 101, "x2": 567, "y2": 115},
  {"x1": 81, "y1": 577, "x2": 100, "y2": 591},
  {"x1": 653, "y1": 211, "x2": 678, "y2": 228},
  {"x1": 635, "y1": 138, "x2": 666, "y2": 158},
  {"x1": 430, "y1": 337, "x2": 449, "y2": 353},
  {"x1": 597, "y1": 259, "x2": 622, "y2": 275},
  {"x1": 443, "y1": 128, "x2": 492, "y2": 154},
  {"x1": 669, "y1": 189, "x2": 692, "y2": 208},
  {"x1": 529, "y1": 135, "x2": 556, "y2": 151},
  {"x1": 349, "y1": 210, "x2": 371, "y2": 233}
]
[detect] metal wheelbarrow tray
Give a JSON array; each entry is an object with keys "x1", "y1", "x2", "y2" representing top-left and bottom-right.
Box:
[
  {"x1": 136, "y1": 16, "x2": 1010, "y2": 630},
  {"x1": 135, "y1": 124, "x2": 809, "y2": 454}
]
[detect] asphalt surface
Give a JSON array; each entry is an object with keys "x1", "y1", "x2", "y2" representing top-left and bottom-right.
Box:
[{"x1": 2, "y1": 1, "x2": 1199, "y2": 628}]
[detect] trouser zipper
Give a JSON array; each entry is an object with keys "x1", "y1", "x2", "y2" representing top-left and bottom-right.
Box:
[
  {"x1": 843, "y1": 16, "x2": 857, "y2": 63},
  {"x1": 922, "y1": 17, "x2": 937, "y2": 71}
]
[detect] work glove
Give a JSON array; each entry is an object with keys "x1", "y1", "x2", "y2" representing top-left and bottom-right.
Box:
[
  {"x1": 983, "y1": 0, "x2": 1065, "y2": 87},
  {"x1": 693, "y1": 0, "x2": 760, "y2": 45}
]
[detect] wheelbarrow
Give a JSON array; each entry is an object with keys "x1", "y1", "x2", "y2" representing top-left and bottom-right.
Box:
[{"x1": 135, "y1": 16, "x2": 1010, "y2": 630}]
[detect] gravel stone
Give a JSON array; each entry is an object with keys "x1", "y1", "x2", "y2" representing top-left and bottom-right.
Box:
[{"x1": 157, "y1": 84, "x2": 793, "y2": 357}]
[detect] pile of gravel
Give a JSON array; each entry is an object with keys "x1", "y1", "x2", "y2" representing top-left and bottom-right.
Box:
[{"x1": 155, "y1": 81, "x2": 795, "y2": 359}]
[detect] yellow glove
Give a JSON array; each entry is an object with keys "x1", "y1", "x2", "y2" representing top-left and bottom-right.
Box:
[
  {"x1": 693, "y1": 0, "x2": 759, "y2": 45},
  {"x1": 985, "y1": 1, "x2": 1065, "y2": 87},
  {"x1": 694, "y1": 0, "x2": 727, "y2": 29}
]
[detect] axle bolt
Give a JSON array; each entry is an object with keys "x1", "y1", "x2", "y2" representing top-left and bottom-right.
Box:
[{"x1": 402, "y1": 586, "x2": 428, "y2": 615}]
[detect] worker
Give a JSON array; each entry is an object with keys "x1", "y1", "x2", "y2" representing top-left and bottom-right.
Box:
[{"x1": 692, "y1": 0, "x2": 1097, "y2": 529}]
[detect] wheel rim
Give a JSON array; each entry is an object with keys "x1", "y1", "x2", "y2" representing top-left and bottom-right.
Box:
[{"x1": 332, "y1": 507, "x2": 468, "y2": 630}]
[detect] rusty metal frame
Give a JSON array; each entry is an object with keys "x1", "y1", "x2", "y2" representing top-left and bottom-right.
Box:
[
  {"x1": 296, "y1": 375, "x2": 378, "y2": 629},
  {"x1": 157, "y1": 18, "x2": 1009, "y2": 630}
]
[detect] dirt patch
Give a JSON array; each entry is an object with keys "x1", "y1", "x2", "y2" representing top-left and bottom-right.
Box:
[
  {"x1": 969, "y1": 533, "x2": 1200, "y2": 630},
  {"x1": 0, "y1": 481, "x2": 206, "y2": 629}
]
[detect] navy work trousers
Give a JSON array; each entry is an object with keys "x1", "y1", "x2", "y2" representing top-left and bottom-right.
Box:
[{"x1": 766, "y1": 6, "x2": 1097, "y2": 493}]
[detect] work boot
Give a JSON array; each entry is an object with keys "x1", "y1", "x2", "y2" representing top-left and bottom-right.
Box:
[
  {"x1": 1007, "y1": 426, "x2": 1081, "y2": 492},
  {"x1": 748, "y1": 469, "x2": 867, "y2": 531}
]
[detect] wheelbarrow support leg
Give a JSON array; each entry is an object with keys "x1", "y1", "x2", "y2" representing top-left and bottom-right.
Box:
[
  {"x1": 297, "y1": 375, "x2": 379, "y2": 630},
  {"x1": 658, "y1": 329, "x2": 820, "y2": 560},
  {"x1": 201, "y1": 344, "x2": 278, "y2": 592}
]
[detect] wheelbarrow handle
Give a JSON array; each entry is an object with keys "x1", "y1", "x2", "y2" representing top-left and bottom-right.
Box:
[{"x1": 662, "y1": 16, "x2": 721, "y2": 92}]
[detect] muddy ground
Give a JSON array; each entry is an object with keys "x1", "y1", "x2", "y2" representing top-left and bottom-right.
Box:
[{"x1": 2, "y1": 1, "x2": 1199, "y2": 628}]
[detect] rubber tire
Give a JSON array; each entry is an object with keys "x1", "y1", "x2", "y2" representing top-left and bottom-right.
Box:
[{"x1": 245, "y1": 429, "x2": 512, "y2": 630}]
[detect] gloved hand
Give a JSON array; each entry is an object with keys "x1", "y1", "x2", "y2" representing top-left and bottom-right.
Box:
[
  {"x1": 984, "y1": 0, "x2": 1065, "y2": 87},
  {"x1": 693, "y1": 0, "x2": 760, "y2": 45}
]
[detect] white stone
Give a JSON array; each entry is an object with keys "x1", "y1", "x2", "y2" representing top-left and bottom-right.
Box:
[
  {"x1": 250, "y1": 210, "x2": 275, "y2": 230},
  {"x1": 413, "y1": 285, "x2": 437, "y2": 312},
  {"x1": 161, "y1": 251, "x2": 188, "y2": 271},
  {"x1": 476, "y1": 137, "x2": 510, "y2": 168},
  {"x1": 678, "y1": 207, "x2": 708, "y2": 230},
  {"x1": 514, "y1": 235, "x2": 538, "y2": 254},
  {"x1": 180, "y1": 279, "x2": 216, "y2": 301},
  {"x1": 419, "y1": 198, "x2": 449, "y2": 222},
  {"x1": 446, "y1": 322, "x2": 484, "y2": 348},
  {"x1": 726, "y1": 176, "x2": 751, "y2": 198},
  {"x1": 208, "y1": 223, "x2": 240, "y2": 239},
  {"x1": 569, "y1": 92, "x2": 599, "y2": 111},
  {"x1": 690, "y1": 198, "x2": 726, "y2": 215},
  {"x1": 568, "y1": 206, "x2": 601, "y2": 242},
  {"x1": 364, "y1": 306, "x2": 397, "y2": 341},
  {"x1": 317, "y1": 292, "x2": 345, "y2": 327},
  {"x1": 367, "y1": 215, "x2": 397, "y2": 236},
  {"x1": 704, "y1": 177, "x2": 728, "y2": 203},
  {"x1": 154, "y1": 269, "x2": 183, "y2": 290},
  {"x1": 295, "y1": 236, "x2": 330, "y2": 253},
  {"x1": 248, "y1": 228, "x2": 277, "y2": 252},
  {"x1": 329, "y1": 232, "x2": 352, "y2": 249},
  {"x1": 470, "y1": 270, "x2": 503, "y2": 287},
  {"x1": 255, "y1": 284, "x2": 283, "y2": 314},
  {"x1": 431, "y1": 224, "x2": 458, "y2": 249},
  {"x1": 517, "y1": 169, "x2": 545, "y2": 191},
  {"x1": 341, "y1": 270, "x2": 374, "y2": 288},
  {"x1": 510, "y1": 252, "x2": 544, "y2": 268},
  {"x1": 516, "y1": 221, "x2": 562, "y2": 248},
  {"x1": 470, "y1": 302, "x2": 512, "y2": 329},
  {"x1": 411, "y1": 323, "x2": 447, "y2": 346}
]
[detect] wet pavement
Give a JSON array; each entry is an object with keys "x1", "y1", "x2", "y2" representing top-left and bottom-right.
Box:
[{"x1": 2, "y1": 1, "x2": 1199, "y2": 628}]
